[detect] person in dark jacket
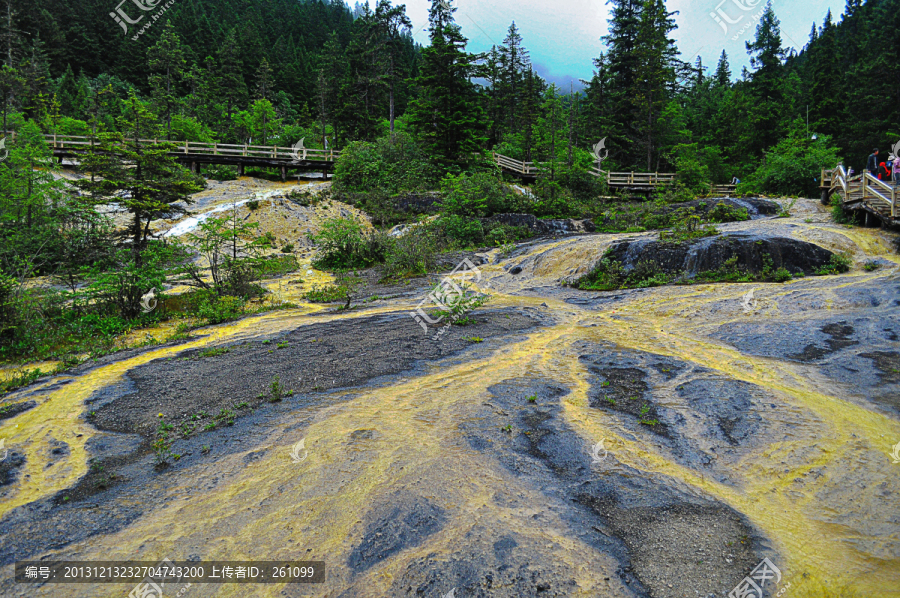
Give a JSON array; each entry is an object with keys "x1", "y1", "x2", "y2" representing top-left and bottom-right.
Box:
[{"x1": 866, "y1": 148, "x2": 879, "y2": 177}]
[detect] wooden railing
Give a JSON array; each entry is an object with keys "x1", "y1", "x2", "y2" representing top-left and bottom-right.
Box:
[
  {"x1": 492, "y1": 152, "x2": 539, "y2": 176},
  {"x1": 2, "y1": 131, "x2": 340, "y2": 162},
  {"x1": 825, "y1": 164, "x2": 896, "y2": 218},
  {"x1": 492, "y1": 152, "x2": 680, "y2": 187}
]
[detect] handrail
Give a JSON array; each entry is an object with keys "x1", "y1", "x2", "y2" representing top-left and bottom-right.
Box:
[{"x1": 1, "y1": 131, "x2": 341, "y2": 160}]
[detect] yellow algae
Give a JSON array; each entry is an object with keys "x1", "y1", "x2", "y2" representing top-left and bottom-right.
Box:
[
  {"x1": 2, "y1": 205, "x2": 899, "y2": 596},
  {"x1": 15, "y1": 306, "x2": 899, "y2": 596}
]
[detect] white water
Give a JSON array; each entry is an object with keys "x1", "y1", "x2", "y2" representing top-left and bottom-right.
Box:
[{"x1": 163, "y1": 190, "x2": 281, "y2": 237}]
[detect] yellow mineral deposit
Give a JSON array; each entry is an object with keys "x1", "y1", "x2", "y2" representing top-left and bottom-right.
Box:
[{"x1": 1, "y1": 210, "x2": 898, "y2": 597}]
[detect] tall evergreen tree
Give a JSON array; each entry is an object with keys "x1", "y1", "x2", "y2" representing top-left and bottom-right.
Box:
[
  {"x1": 407, "y1": 0, "x2": 485, "y2": 166},
  {"x1": 148, "y1": 22, "x2": 187, "y2": 140}
]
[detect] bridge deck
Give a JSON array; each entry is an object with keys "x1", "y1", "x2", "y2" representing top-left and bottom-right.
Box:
[{"x1": 822, "y1": 166, "x2": 898, "y2": 224}]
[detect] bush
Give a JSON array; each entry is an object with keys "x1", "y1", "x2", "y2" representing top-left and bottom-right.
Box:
[
  {"x1": 706, "y1": 202, "x2": 749, "y2": 223},
  {"x1": 333, "y1": 132, "x2": 437, "y2": 195},
  {"x1": 196, "y1": 292, "x2": 246, "y2": 324},
  {"x1": 384, "y1": 226, "x2": 445, "y2": 278},
  {"x1": 672, "y1": 143, "x2": 712, "y2": 194},
  {"x1": 773, "y1": 267, "x2": 793, "y2": 282},
  {"x1": 738, "y1": 128, "x2": 842, "y2": 197},
  {"x1": 816, "y1": 253, "x2": 852, "y2": 275},
  {"x1": 440, "y1": 172, "x2": 520, "y2": 217},
  {"x1": 433, "y1": 214, "x2": 484, "y2": 247},
  {"x1": 310, "y1": 218, "x2": 388, "y2": 271},
  {"x1": 531, "y1": 179, "x2": 575, "y2": 218}
]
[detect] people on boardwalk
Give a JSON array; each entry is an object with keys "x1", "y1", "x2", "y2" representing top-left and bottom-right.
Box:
[
  {"x1": 878, "y1": 160, "x2": 890, "y2": 180},
  {"x1": 866, "y1": 148, "x2": 879, "y2": 177},
  {"x1": 893, "y1": 155, "x2": 900, "y2": 187},
  {"x1": 731, "y1": 176, "x2": 741, "y2": 185}
]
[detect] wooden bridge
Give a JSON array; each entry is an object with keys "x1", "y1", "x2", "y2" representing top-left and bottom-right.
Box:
[
  {"x1": 8, "y1": 132, "x2": 340, "y2": 181},
  {"x1": 491, "y1": 152, "x2": 737, "y2": 194},
  {"x1": 822, "y1": 165, "x2": 898, "y2": 225}
]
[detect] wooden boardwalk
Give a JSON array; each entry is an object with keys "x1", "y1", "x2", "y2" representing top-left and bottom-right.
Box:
[
  {"x1": 491, "y1": 152, "x2": 737, "y2": 194},
  {"x1": 822, "y1": 165, "x2": 898, "y2": 224},
  {"x1": 5, "y1": 131, "x2": 744, "y2": 193},
  {"x1": 9, "y1": 132, "x2": 340, "y2": 181}
]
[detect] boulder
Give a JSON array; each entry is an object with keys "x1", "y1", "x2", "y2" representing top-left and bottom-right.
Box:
[{"x1": 604, "y1": 233, "x2": 835, "y2": 278}]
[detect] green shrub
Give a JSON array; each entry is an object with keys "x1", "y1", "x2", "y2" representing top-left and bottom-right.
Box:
[
  {"x1": 578, "y1": 256, "x2": 626, "y2": 291},
  {"x1": 204, "y1": 165, "x2": 239, "y2": 181},
  {"x1": 196, "y1": 293, "x2": 246, "y2": 324},
  {"x1": 706, "y1": 202, "x2": 749, "y2": 223},
  {"x1": 310, "y1": 218, "x2": 388, "y2": 270},
  {"x1": 333, "y1": 132, "x2": 437, "y2": 195},
  {"x1": 738, "y1": 129, "x2": 842, "y2": 197},
  {"x1": 773, "y1": 267, "x2": 793, "y2": 282},
  {"x1": 672, "y1": 143, "x2": 712, "y2": 194},
  {"x1": 434, "y1": 214, "x2": 485, "y2": 247},
  {"x1": 816, "y1": 253, "x2": 852, "y2": 275},
  {"x1": 531, "y1": 179, "x2": 575, "y2": 218},
  {"x1": 440, "y1": 172, "x2": 519, "y2": 217},
  {"x1": 383, "y1": 226, "x2": 444, "y2": 278},
  {"x1": 304, "y1": 284, "x2": 351, "y2": 303}
]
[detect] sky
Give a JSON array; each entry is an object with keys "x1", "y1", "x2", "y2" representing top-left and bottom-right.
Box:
[{"x1": 362, "y1": 0, "x2": 847, "y2": 89}]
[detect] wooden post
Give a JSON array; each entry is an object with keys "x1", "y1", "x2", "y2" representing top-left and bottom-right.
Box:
[
  {"x1": 184, "y1": 140, "x2": 188, "y2": 154},
  {"x1": 862, "y1": 172, "x2": 867, "y2": 201},
  {"x1": 190, "y1": 162, "x2": 196, "y2": 173},
  {"x1": 281, "y1": 166, "x2": 286, "y2": 182},
  {"x1": 239, "y1": 164, "x2": 244, "y2": 177},
  {"x1": 892, "y1": 185, "x2": 896, "y2": 219}
]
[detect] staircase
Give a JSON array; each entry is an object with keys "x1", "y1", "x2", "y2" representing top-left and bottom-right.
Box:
[{"x1": 822, "y1": 165, "x2": 897, "y2": 222}]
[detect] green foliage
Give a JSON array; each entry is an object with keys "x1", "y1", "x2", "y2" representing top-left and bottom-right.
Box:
[
  {"x1": 773, "y1": 267, "x2": 793, "y2": 282},
  {"x1": 383, "y1": 225, "x2": 445, "y2": 278},
  {"x1": 310, "y1": 218, "x2": 389, "y2": 271},
  {"x1": 815, "y1": 253, "x2": 851, "y2": 275},
  {"x1": 672, "y1": 143, "x2": 712, "y2": 193},
  {"x1": 196, "y1": 292, "x2": 247, "y2": 324},
  {"x1": 739, "y1": 130, "x2": 841, "y2": 197},
  {"x1": 333, "y1": 133, "x2": 436, "y2": 195},
  {"x1": 659, "y1": 211, "x2": 719, "y2": 242},
  {"x1": 204, "y1": 165, "x2": 239, "y2": 181},
  {"x1": 304, "y1": 284, "x2": 352, "y2": 303},
  {"x1": 84, "y1": 242, "x2": 184, "y2": 319},
  {"x1": 706, "y1": 202, "x2": 749, "y2": 223},
  {"x1": 439, "y1": 172, "x2": 519, "y2": 217}
]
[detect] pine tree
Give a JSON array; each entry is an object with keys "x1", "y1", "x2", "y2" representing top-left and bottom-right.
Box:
[
  {"x1": 407, "y1": 0, "x2": 485, "y2": 166},
  {"x1": 74, "y1": 95, "x2": 202, "y2": 275},
  {"x1": 374, "y1": 0, "x2": 412, "y2": 136},
  {"x1": 714, "y1": 51, "x2": 731, "y2": 87},
  {"x1": 603, "y1": 0, "x2": 643, "y2": 168},
  {"x1": 744, "y1": 1, "x2": 786, "y2": 155},
  {"x1": 497, "y1": 22, "x2": 530, "y2": 139},
  {"x1": 148, "y1": 22, "x2": 187, "y2": 140},
  {"x1": 632, "y1": 0, "x2": 678, "y2": 170},
  {"x1": 217, "y1": 29, "x2": 248, "y2": 140}
]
